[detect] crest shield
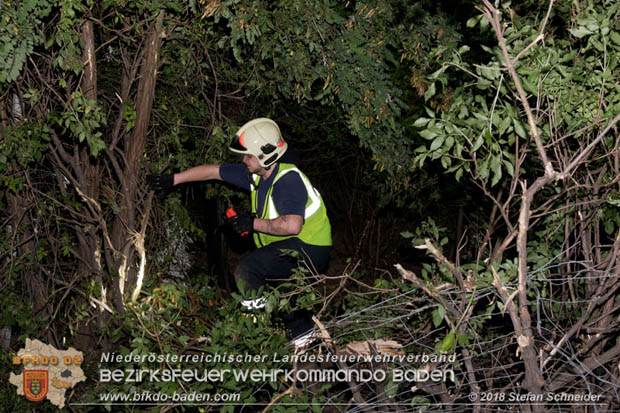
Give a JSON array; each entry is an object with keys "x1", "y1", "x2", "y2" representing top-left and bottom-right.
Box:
[{"x1": 23, "y1": 370, "x2": 49, "y2": 402}]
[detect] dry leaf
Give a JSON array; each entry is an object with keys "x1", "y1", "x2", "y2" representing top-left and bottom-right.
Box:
[{"x1": 343, "y1": 339, "x2": 403, "y2": 356}]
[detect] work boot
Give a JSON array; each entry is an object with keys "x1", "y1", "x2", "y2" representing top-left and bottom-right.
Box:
[
  {"x1": 288, "y1": 329, "x2": 319, "y2": 353},
  {"x1": 240, "y1": 296, "x2": 267, "y2": 312}
]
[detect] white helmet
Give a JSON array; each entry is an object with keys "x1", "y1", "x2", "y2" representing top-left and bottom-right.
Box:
[{"x1": 229, "y1": 118, "x2": 288, "y2": 168}]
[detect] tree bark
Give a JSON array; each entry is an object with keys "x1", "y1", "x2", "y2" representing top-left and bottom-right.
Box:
[{"x1": 111, "y1": 10, "x2": 165, "y2": 310}]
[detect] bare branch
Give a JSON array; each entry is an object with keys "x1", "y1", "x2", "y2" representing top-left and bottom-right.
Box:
[{"x1": 480, "y1": 0, "x2": 555, "y2": 178}]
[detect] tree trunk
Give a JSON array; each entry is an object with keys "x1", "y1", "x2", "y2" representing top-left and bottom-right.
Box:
[
  {"x1": 110, "y1": 10, "x2": 165, "y2": 310},
  {"x1": 70, "y1": 19, "x2": 107, "y2": 352}
]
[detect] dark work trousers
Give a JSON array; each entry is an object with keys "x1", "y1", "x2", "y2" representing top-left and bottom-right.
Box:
[{"x1": 234, "y1": 237, "x2": 331, "y2": 338}]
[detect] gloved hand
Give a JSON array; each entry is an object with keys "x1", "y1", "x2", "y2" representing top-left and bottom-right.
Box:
[
  {"x1": 147, "y1": 174, "x2": 174, "y2": 192},
  {"x1": 227, "y1": 208, "x2": 253, "y2": 237}
]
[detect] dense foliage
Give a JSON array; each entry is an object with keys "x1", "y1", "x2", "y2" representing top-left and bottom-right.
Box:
[{"x1": 1, "y1": 0, "x2": 619, "y2": 411}]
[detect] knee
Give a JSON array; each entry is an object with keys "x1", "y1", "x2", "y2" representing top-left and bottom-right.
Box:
[
  {"x1": 234, "y1": 261, "x2": 265, "y2": 294},
  {"x1": 233, "y1": 263, "x2": 251, "y2": 291}
]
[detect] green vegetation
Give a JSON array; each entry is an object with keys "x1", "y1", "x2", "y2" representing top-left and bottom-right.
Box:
[{"x1": 1, "y1": 0, "x2": 619, "y2": 411}]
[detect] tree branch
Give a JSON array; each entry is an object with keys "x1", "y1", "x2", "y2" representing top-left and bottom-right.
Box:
[{"x1": 480, "y1": 0, "x2": 556, "y2": 178}]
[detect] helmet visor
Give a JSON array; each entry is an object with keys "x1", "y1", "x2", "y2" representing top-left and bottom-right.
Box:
[{"x1": 229, "y1": 133, "x2": 247, "y2": 154}]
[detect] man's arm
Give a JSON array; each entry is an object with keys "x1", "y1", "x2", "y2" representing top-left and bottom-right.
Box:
[
  {"x1": 174, "y1": 165, "x2": 221, "y2": 185},
  {"x1": 254, "y1": 214, "x2": 303, "y2": 236}
]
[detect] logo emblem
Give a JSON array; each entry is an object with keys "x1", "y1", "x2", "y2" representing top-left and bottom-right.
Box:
[{"x1": 23, "y1": 370, "x2": 48, "y2": 402}]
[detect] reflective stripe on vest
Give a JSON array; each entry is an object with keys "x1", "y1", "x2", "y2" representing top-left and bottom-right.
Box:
[
  {"x1": 265, "y1": 167, "x2": 320, "y2": 220},
  {"x1": 251, "y1": 163, "x2": 331, "y2": 247}
]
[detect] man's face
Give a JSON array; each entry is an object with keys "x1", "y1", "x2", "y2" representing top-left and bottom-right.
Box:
[{"x1": 242, "y1": 154, "x2": 263, "y2": 174}]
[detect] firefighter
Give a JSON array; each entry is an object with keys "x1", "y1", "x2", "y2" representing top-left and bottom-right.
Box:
[{"x1": 148, "y1": 118, "x2": 331, "y2": 349}]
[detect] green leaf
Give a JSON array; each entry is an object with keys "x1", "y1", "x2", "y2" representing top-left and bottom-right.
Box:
[
  {"x1": 419, "y1": 129, "x2": 438, "y2": 140},
  {"x1": 429, "y1": 67, "x2": 445, "y2": 80},
  {"x1": 432, "y1": 305, "x2": 446, "y2": 327},
  {"x1": 472, "y1": 132, "x2": 484, "y2": 151},
  {"x1": 499, "y1": 116, "x2": 512, "y2": 135},
  {"x1": 441, "y1": 155, "x2": 451, "y2": 168},
  {"x1": 478, "y1": 157, "x2": 490, "y2": 180},
  {"x1": 430, "y1": 136, "x2": 444, "y2": 151},
  {"x1": 439, "y1": 330, "x2": 455, "y2": 352},
  {"x1": 466, "y1": 16, "x2": 480, "y2": 28},
  {"x1": 491, "y1": 155, "x2": 502, "y2": 186},
  {"x1": 385, "y1": 374, "x2": 400, "y2": 398},
  {"x1": 414, "y1": 118, "x2": 430, "y2": 128},
  {"x1": 480, "y1": 16, "x2": 489, "y2": 31},
  {"x1": 522, "y1": 75, "x2": 538, "y2": 96},
  {"x1": 569, "y1": 27, "x2": 593, "y2": 38},
  {"x1": 444, "y1": 136, "x2": 455, "y2": 150},
  {"x1": 457, "y1": 333, "x2": 470, "y2": 347},
  {"x1": 513, "y1": 119, "x2": 527, "y2": 139},
  {"x1": 455, "y1": 167, "x2": 463, "y2": 181},
  {"x1": 424, "y1": 82, "x2": 436, "y2": 102},
  {"x1": 503, "y1": 159, "x2": 514, "y2": 176}
]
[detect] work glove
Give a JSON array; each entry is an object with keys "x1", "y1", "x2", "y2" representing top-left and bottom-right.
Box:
[
  {"x1": 147, "y1": 174, "x2": 174, "y2": 192},
  {"x1": 226, "y1": 207, "x2": 253, "y2": 237}
]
